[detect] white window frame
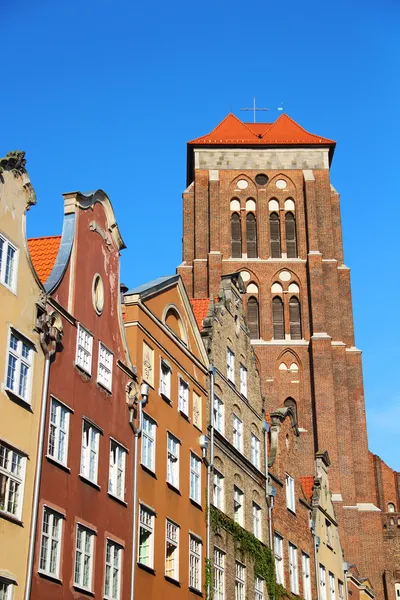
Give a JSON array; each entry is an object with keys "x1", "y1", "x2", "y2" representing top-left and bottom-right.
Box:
[
  {"x1": 80, "y1": 420, "x2": 100, "y2": 484},
  {"x1": 74, "y1": 524, "x2": 95, "y2": 591},
  {"x1": 165, "y1": 519, "x2": 179, "y2": 581},
  {"x1": 213, "y1": 470, "x2": 224, "y2": 511},
  {"x1": 104, "y1": 539, "x2": 122, "y2": 600},
  {"x1": 286, "y1": 473, "x2": 295, "y2": 512},
  {"x1": 0, "y1": 578, "x2": 14, "y2": 600},
  {"x1": 141, "y1": 413, "x2": 156, "y2": 472},
  {"x1": 227, "y1": 348, "x2": 235, "y2": 383},
  {"x1": 190, "y1": 452, "x2": 201, "y2": 504},
  {"x1": 75, "y1": 324, "x2": 93, "y2": 375},
  {"x1": 178, "y1": 377, "x2": 189, "y2": 415},
  {"x1": 239, "y1": 363, "x2": 247, "y2": 397},
  {"x1": 255, "y1": 576, "x2": 265, "y2": 600},
  {"x1": 252, "y1": 502, "x2": 262, "y2": 540},
  {"x1": 97, "y1": 342, "x2": 113, "y2": 391},
  {"x1": 48, "y1": 397, "x2": 71, "y2": 466},
  {"x1": 39, "y1": 507, "x2": 63, "y2": 578},
  {"x1": 338, "y1": 580, "x2": 344, "y2": 600},
  {"x1": 274, "y1": 533, "x2": 284, "y2": 586},
  {"x1": 289, "y1": 542, "x2": 299, "y2": 594},
  {"x1": 319, "y1": 565, "x2": 327, "y2": 600},
  {"x1": 189, "y1": 534, "x2": 202, "y2": 591},
  {"x1": 138, "y1": 505, "x2": 155, "y2": 568},
  {"x1": 251, "y1": 433, "x2": 260, "y2": 469},
  {"x1": 108, "y1": 440, "x2": 127, "y2": 501},
  {"x1": 0, "y1": 442, "x2": 26, "y2": 520},
  {"x1": 233, "y1": 414, "x2": 243, "y2": 452},
  {"x1": 159, "y1": 359, "x2": 171, "y2": 399},
  {"x1": 5, "y1": 329, "x2": 34, "y2": 404},
  {"x1": 329, "y1": 572, "x2": 336, "y2": 600},
  {"x1": 302, "y1": 552, "x2": 312, "y2": 600},
  {"x1": 234, "y1": 486, "x2": 244, "y2": 526},
  {"x1": 167, "y1": 432, "x2": 180, "y2": 489},
  {"x1": 235, "y1": 561, "x2": 246, "y2": 600},
  {"x1": 325, "y1": 519, "x2": 333, "y2": 547},
  {"x1": 0, "y1": 234, "x2": 18, "y2": 292},
  {"x1": 214, "y1": 548, "x2": 225, "y2": 600},
  {"x1": 213, "y1": 395, "x2": 224, "y2": 434}
]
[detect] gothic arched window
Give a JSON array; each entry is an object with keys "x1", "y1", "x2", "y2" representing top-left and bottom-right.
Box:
[
  {"x1": 270, "y1": 212, "x2": 281, "y2": 258},
  {"x1": 246, "y1": 213, "x2": 257, "y2": 258},
  {"x1": 231, "y1": 213, "x2": 242, "y2": 258},
  {"x1": 284, "y1": 397, "x2": 298, "y2": 423},
  {"x1": 272, "y1": 296, "x2": 284, "y2": 339},
  {"x1": 388, "y1": 503, "x2": 396, "y2": 513},
  {"x1": 285, "y1": 212, "x2": 297, "y2": 258},
  {"x1": 247, "y1": 296, "x2": 260, "y2": 340},
  {"x1": 289, "y1": 296, "x2": 302, "y2": 340}
]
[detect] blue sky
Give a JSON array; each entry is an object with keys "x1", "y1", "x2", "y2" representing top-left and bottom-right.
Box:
[{"x1": 1, "y1": 0, "x2": 399, "y2": 469}]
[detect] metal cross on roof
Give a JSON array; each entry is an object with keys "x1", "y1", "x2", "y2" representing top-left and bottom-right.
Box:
[{"x1": 240, "y1": 97, "x2": 269, "y2": 123}]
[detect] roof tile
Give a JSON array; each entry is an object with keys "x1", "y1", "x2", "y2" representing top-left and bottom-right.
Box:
[
  {"x1": 300, "y1": 475, "x2": 314, "y2": 501},
  {"x1": 28, "y1": 235, "x2": 61, "y2": 284},
  {"x1": 190, "y1": 298, "x2": 211, "y2": 330}
]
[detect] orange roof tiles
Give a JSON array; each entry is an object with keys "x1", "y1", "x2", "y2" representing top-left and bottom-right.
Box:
[
  {"x1": 300, "y1": 475, "x2": 314, "y2": 501},
  {"x1": 190, "y1": 298, "x2": 211, "y2": 330},
  {"x1": 28, "y1": 235, "x2": 61, "y2": 284},
  {"x1": 189, "y1": 112, "x2": 335, "y2": 146}
]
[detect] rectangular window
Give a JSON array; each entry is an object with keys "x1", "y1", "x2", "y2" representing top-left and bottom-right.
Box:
[
  {"x1": 76, "y1": 324, "x2": 93, "y2": 375},
  {"x1": 138, "y1": 505, "x2": 155, "y2": 567},
  {"x1": 0, "y1": 580, "x2": 13, "y2": 600},
  {"x1": 165, "y1": 520, "x2": 179, "y2": 581},
  {"x1": 74, "y1": 525, "x2": 95, "y2": 591},
  {"x1": 255, "y1": 577, "x2": 265, "y2": 600},
  {"x1": 329, "y1": 572, "x2": 336, "y2": 600},
  {"x1": 0, "y1": 234, "x2": 17, "y2": 291},
  {"x1": 338, "y1": 581, "x2": 344, "y2": 600},
  {"x1": 178, "y1": 378, "x2": 189, "y2": 415},
  {"x1": 213, "y1": 396, "x2": 224, "y2": 434},
  {"x1": 97, "y1": 342, "x2": 113, "y2": 391},
  {"x1": 286, "y1": 474, "x2": 295, "y2": 512},
  {"x1": 190, "y1": 452, "x2": 201, "y2": 504},
  {"x1": 227, "y1": 348, "x2": 235, "y2": 383},
  {"x1": 0, "y1": 442, "x2": 25, "y2": 519},
  {"x1": 213, "y1": 470, "x2": 224, "y2": 511},
  {"x1": 48, "y1": 398, "x2": 70, "y2": 466},
  {"x1": 189, "y1": 535, "x2": 202, "y2": 591},
  {"x1": 239, "y1": 364, "x2": 247, "y2": 397},
  {"x1": 141, "y1": 413, "x2": 156, "y2": 472},
  {"x1": 274, "y1": 533, "x2": 284, "y2": 586},
  {"x1": 39, "y1": 507, "x2": 63, "y2": 577},
  {"x1": 234, "y1": 486, "x2": 244, "y2": 526},
  {"x1": 251, "y1": 433, "x2": 260, "y2": 469},
  {"x1": 108, "y1": 440, "x2": 126, "y2": 501},
  {"x1": 302, "y1": 552, "x2": 312, "y2": 600},
  {"x1": 289, "y1": 542, "x2": 299, "y2": 594},
  {"x1": 6, "y1": 330, "x2": 33, "y2": 402},
  {"x1": 214, "y1": 548, "x2": 225, "y2": 600},
  {"x1": 319, "y1": 565, "x2": 326, "y2": 600},
  {"x1": 160, "y1": 359, "x2": 171, "y2": 399},
  {"x1": 80, "y1": 421, "x2": 100, "y2": 484},
  {"x1": 233, "y1": 414, "x2": 243, "y2": 452},
  {"x1": 325, "y1": 520, "x2": 333, "y2": 547},
  {"x1": 167, "y1": 433, "x2": 180, "y2": 489},
  {"x1": 193, "y1": 391, "x2": 202, "y2": 429},
  {"x1": 104, "y1": 539, "x2": 122, "y2": 600},
  {"x1": 252, "y1": 502, "x2": 261, "y2": 540},
  {"x1": 235, "y1": 561, "x2": 245, "y2": 600}
]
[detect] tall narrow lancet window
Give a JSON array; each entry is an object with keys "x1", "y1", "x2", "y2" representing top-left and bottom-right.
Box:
[
  {"x1": 270, "y1": 213, "x2": 281, "y2": 258},
  {"x1": 289, "y1": 296, "x2": 302, "y2": 340},
  {"x1": 247, "y1": 296, "x2": 260, "y2": 340},
  {"x1": 231, "y1": 213, "x2": 242, "y2": 258},
  {"x1": 246, "y1": 213, "x2": 257, "y2": 258},
  {"x1": 284, "y1": 397, "x2": 298, "y2": 424},
  {"x1": 272, "y1": 297, "x2": 284, "y2": 339},
  {"x1": 285, "y1": 212, "x2": 297, "y2": 258}
]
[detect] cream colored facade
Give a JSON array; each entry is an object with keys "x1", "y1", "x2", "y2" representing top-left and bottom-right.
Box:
[{"x1": 0, "y1": 159, "x2": 45, "y2": 599}]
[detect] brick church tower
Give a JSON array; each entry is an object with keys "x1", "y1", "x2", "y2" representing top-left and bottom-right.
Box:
[{"x1": 177, "y1": 113, "x2": 389, "y2": 597}]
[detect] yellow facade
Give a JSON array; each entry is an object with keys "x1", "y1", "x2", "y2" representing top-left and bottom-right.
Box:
[{"x1": 0, "y1": 162, "x2": 45, "y2": 599}]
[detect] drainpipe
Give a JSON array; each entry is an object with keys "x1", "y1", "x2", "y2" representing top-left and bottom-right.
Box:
[
  {"x1": 206, "y1": 365, "x2": 215, "y2": 599},
  {"x1": 129, "y1": 382, "x2": 150, "y2": 600}
]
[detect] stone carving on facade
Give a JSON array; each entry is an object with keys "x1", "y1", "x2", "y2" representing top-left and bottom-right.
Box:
[
  {"x1": 36, "y1": 309, "x2": 63, "y2": 358},
  {"x1": 89, "y1": 220, "x2": 112, "y2": 251},
  {"x1": 126, "y1": 379, "x2": 141, "y2": 408},
  {"x1": 268, "y1": 406, "x2": 299, "y2": 467}
]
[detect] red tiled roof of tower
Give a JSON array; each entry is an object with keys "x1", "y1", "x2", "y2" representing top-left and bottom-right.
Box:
[
  {"x1": 190, "y1": 298, "x2": 211, "y2": 330},
  {"x1": 300, "y1": 476, "x2": 314, "y2": 501},
  {"x1": 188, "y1": 112, "x2": 335, "y2": 146},
  {"x1": 28, "y1": 235, "x2": 61, "y2": 284}
]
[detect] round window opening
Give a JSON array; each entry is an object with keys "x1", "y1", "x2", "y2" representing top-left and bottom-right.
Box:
[
  {"x1": 93, "y1": 274, "x2": 105, "y2": 315},
  {"x1": 255, "y1": 173, "x2": 268, "y2": 186}
]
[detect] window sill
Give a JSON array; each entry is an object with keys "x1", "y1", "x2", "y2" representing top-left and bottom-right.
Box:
[
  {"x1": 160, "y1": 392, "x2": 172, "y2": 405},
  {"x1": 46, "y1": 454, "x2": 71, "y2": 473},
  {"x1": 189, "y1": 586, "x2": 203, "y2": 597},
  {"x1": 79, "y1": 474, "x2": 101, "y2": 490},
  {"x1": 108, "y1": 492, "x2": 128, "y2": 507},
  {"x1": 137, "y1": 562, "x2": 155, "y2": 576},
  {"x1": 73, "y1": 584, "x2": 95, "y2": 596},
  {"x1": 0, "y1": 281, "x2": 17, "y2": 295},
  {"x1": 287, "y1": 507, "x2": 296, "y2": 516},
  {"x1": 97, "y1": 380, "x2": 112, "y2": 395},
  {"x1": 38, "y1": 570, "x2": 62, "y2": 584},
  {"x1": 165, "y1": 575, "x2": 181, "y2": 587},
  {"x1": 190, "y1": 498, "x2": 202, "y2": 511},
  {"x1": 179, "y1": 409, "x2": 190, "y2": 422},
  {"x1": 4, "y1": 387, "x2": 33, "y2": 411},
  {"x1": 167, "y1": 482, "x2": 181, "y2": 495},
  {"x1": 0, "y1": 510, "x2": 23, "y2": 526},
  {"x1": 140, "y1": 464, "x2": 157, "y2": 479},
  {"x1": 74, "y1": 363, "x2": 92, "y2": 379}
]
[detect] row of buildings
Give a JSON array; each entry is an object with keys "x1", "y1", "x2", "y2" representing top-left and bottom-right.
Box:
[{"x1": 0, "y1": 113, "x2": 398, "y2": 600}]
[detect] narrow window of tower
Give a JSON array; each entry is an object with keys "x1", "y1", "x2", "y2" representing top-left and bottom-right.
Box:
[
  {"x1": 246, "y1": 212, "x2": 257, "y2": 258},
  {"x1": 289, "y1": 297, "x2": 302, "y2": 340},
  {"x1": 272, "y1": 297, "x2": 285, "y2": 339},
  {"x1": 231, "y1": 213, "x2": 242, "y2": 258},
  {"x1": 269, "y1": 211, "x2": 281, "y2": 258},
  {"x1": 247, "y1": 296, "x2": 260, "y2": 340},
  {"x1": 285, "y1": 211, "x2": 297, "y2": 258}
]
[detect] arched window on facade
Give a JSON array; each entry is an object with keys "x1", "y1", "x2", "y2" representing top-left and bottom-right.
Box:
[
  {"x1": 388, "y1": 503, "x2": 396, "y2": 513},
  {"x1": 285, "y1": 212, "x2": 297, "y2": 258},
  {"x1": 270, "y1": 212, "x2": 281, "y2": 258},
  {"x1": 231, "y1": 213, "x2": 242, "y2": 258},
  {"x1": 272, "y1": 296, "x2": 284, "y2": 339},
  {"x1": 289, "y1": 296, "x2": 302, "y2": 340},
  {"x1": 247, "y1": 296, "x2": 260, "y2": 340},
  {"x1": 284, "y1": 397, "x2": 298, "y2": 424},
  {"x1": 246, "y1": 213, "x2": 257, "y2": 258}
]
